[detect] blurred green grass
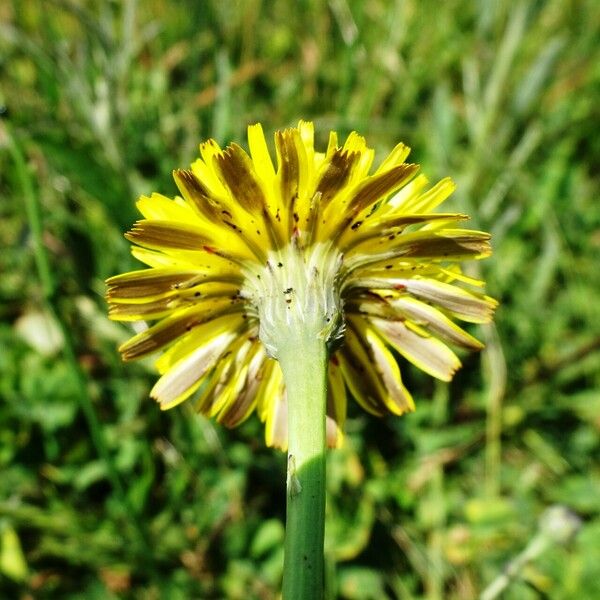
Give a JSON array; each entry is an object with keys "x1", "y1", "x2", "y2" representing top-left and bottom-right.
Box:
[{"x1": 1, "y1": 0, "x2": 599, "y2": 598}]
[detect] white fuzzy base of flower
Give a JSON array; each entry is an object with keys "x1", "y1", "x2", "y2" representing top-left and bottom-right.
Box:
[{"x1": 241, "y1": 241, "x2": 345, "y2": 359}]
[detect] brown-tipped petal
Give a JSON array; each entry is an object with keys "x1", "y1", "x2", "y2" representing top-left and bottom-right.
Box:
[
  {"x1": 390, "y1": 278, "x2": 497, "y2": 324},
  {"x1": 348, "y1": 295, "x2": 484, "y2": 351},
  {"x1": 118, "y1": 298, "x2": 244, "y2": 361},
  {"x1": 390, "y1": 296, "x2": 484, "y2": 350},
  {"x1": 345, "y1": 229, "x2": 492, "y2": 271},
  {"x1": 125, "y1": 220, "x2": 212, "y2": 252},
  {"x1": 217, "y1": 343, "x2": 267, "y2": 428},
  {"x1": 106, "y1": 269, "x2": 209, "y2": 300},
  {"x1": 337, "y1": 327, "x2": 388, "y2": 416},
  {"x1": 340, "y1": 213, "x2": 470, "y2": 252},
  {"x1": 394, "y1": 230, "x2": 492, "y2": 259},
  {"x1": 346, "y1": 163, "x2": 418, "y2": 216},
  {"x1": 108, "y1": 296, "x2": 180, "y2": 321},
  {"x1": 200, "y1": 337, "x2": 253, "y2": 418},
  {"x1": 348, "y1": 317, "x2": 415, "y2": 414},
  {"x1": 150, "y1": 329, "x2": 238, "y2": 410},
  {"x1": 370, "y1": 316, "x2": 461, "y2": 382},
  {"x1": 275, "y1": 128, "x2": 301, "y2": 208},
  {"x1": 213, "y1": 143, "x2": 268, "y2": 215},
  {"x1": 314, "y1": 148, "x2": 361, "y2": 208},
  {"x1": 108, "y1": 281, "x2": 241, "y2": 322},
  {"x1": 173, "y1": 169, "x2": 224, "y2": 222}
]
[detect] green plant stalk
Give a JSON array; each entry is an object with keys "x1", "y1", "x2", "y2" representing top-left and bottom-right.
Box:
[
  {"x1": 7, "y1": 129, "x2": 151, "y2": 559},
  {"x1": 279, "y1": 334, "x2": 328, "y2": 600}
]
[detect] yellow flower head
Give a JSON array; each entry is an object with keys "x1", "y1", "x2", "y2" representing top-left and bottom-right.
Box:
[{"x1": 106, "y1": 121, "x2": 496, "y2": 449}]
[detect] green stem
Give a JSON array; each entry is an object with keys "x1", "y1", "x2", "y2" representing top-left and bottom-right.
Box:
[
  {"x1": 7, "y1": 129, "x2": 151, "y2": 559},
  {"x1": 279, "y1": 333, "x2": 328, "y2": 600}
]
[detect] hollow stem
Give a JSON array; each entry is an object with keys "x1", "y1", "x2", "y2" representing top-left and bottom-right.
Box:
[{"x1": 279, "y1": 333, "x2": 328, "y2": 600}]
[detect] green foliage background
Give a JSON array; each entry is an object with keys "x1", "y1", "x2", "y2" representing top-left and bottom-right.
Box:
[{"x1": 1, "y1": 1, "x2": 599, "y2": 598}]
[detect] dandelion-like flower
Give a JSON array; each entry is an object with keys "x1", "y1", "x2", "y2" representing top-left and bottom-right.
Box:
[{"x1": 107, "y1": 121, "x2": 496, "y2": 449}]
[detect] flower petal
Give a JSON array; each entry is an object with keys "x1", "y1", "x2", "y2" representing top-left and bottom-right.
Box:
[
  {"x1": 151, "y1": 329, "x2": 238, "y2": 410},
  {"x1": 390, "y1": 296, "x2": 484, "y2": 350},
  {"x1": 385, "y1": 278, "x2": 497, "y2": 323},
  {"x1": 374, "y1": 142, "x2": 411, "y2": 174},
  {"x1": 136, "y1": 192, "x2": 197, "y2": 221},
  {"x1": 370, "y1": 315, "x2": 461, "y2": 381},
  {"x1": 349, "y1": 294, "x2": 483, "y2": 350},
  {"x1": 385, "y1": 176, "x2": 456, "y2": 214},
  {"x1": 202, "y1": 338, "x2": 254, "y2": 418},
  {"x1": 338, "y1": 322, "x2": 412, "y2": 416},
  {"x1": 321, "y1": 164, "x2": 419, "y2": 241},
  {"x1": 173, "y1": 169, "x2": 226, "y2": 223},
  {"x1": 345, "y1": 228, "x2": 492, "y2": 272},
  {"x1": 340, "y1": 213, "x2": 469, "y2": 252},
  {"x1": 263, "y1": 371, "x2": 288, "y2": 450},
  {"x1": 118, "y1": 299, "x2": 245, "y2": 361},
  {"x1": 129, "y1": 246, "x2": 209, "y2": 269},
  {"x1": 345, "y1": 163, "x2": 418, "y2": 216},
  {"x1": 106, "y1": 268, "x2": 209, "y2": 301},
  {"x1": 248, "y1": 123, "x2": 276, "y2": 184},
  {"x1": 154, "y1": 313, "x2": 252, "y2": 374},
  {"x1": 314, "y1": 148, "x2": 361, "y2": 209},
  {"x1": 217, "y1": 342, "x2": 267, "y2": 427},
  {"x1": 327, "y1": 356, "x2": 347, "y2": 447},
  {"x1": 125, "y1": 220, "x2": 212, "y2": 252},
  {"x1": 348, "y1": 317, "x2": 415, "y2": 414},
  {"x1": 213, "y1": 143, "x2": 269, "y2": 215}
]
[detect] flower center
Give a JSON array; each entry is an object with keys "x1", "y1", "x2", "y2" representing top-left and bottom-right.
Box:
[{"x1": 241, "y1": 241, "x2": 345, "y2": 359}]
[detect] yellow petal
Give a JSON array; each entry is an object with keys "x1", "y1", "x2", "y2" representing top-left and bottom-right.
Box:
[
  {"x1": 248, "y1": 123, "x2": 276, "y2": 184},
  {"x1": 348, "y1": 317, "x2": 414, "y2": 414},
  {"x1": 391, "y1": 296, "x2": 484, "y2": 350},
  {"x1": 107, "y1": 268, "x2": 207, "y2": 301},
  {"x1": 327, "y1": 356, "x2": 347, "y2": 447},
  {"x1": 321, "y1": 163, "x2": 419, "y2": 240},
  {"x1": 151, "y1": 329, "x2": 238, "y2": 410},
  {"x1": 213, "y1": 143, "x2": 270, "y2": 216},
  {"x1": 313, "y1": 148, "x2": 361, "y2": 210},
  {"x1": 380, "y1": 173, "x2": 429, "y2": 214},
  {"x1": 399, "y1": 278, "x2": 497, "y2": 323},
  {"x1": 130, "y1": 247, "x2": 196, "y2": 269},
  {"x1": 265, "y1": 384, "x2": 287, "y2": 450},
  {"x1": 339, "y1": 213, "x2": 469, "y2": 252},
  {"x1": 274, "y1": 128, "x2": 302, "y2": 227},
  {"x1": 337, "y1": 326, "x2": 387, "y2": 416},
  {"x1": 374, "y1": 142, "x2": 411, "y2": 174},
  {"x1": 345, "y1": 228, "x2": 492, "y2": 271},
  {"x1": 391, "y1": 176, "x2": 456, "y2": 214},
  {"x1": 370, "y1": 315, "x2": 461, "y2": 382},
  {"x1": 217, "y1": 343, "x2": 266, "y2": 427},
  {"x1": 118, "y1": 300, "x2": 244, "y2": 361},
  {"x1": 173, "y1": 169, "x2": 225, "y2": 222},
  {"x1": 191, "y1": 155, "x2": 228, "y2": 198},
  {"x1": 136, "y1": 193, "x2": 196, "y2": 221},
  {"x1": 206, "y1": 338, "x2": 254, "y2": 417}
]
